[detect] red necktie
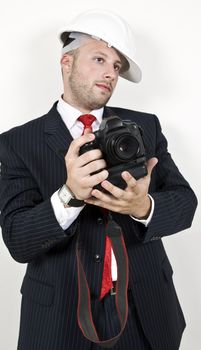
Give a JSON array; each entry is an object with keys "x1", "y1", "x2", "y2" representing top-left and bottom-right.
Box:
[
  {"x1": 78, "y1": 114, "x2": 113, "y2": 299},
  {"x1": 78, "y1": 114, "x2": 96, "y2": 134},
  {"x1": 100, "y1": 235, "x2": 113, "y2": 299}
]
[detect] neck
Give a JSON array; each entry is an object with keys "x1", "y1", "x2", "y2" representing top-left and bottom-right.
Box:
[{"x1": 62, "y1": 93, "x2": 92, "y2": 114}]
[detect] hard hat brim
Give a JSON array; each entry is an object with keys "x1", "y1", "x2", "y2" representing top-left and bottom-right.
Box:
[{"x1": 59, "y1": 30, "x2": 142, "y2": 83}]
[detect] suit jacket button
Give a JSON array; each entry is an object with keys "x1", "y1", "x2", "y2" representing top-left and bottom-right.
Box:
[
  {"x1": 94, "y1": 254, "x2": 102, "y2": 263},
  {"x1": 97, "y1": 217, "x2": 104, "y2": 225}
]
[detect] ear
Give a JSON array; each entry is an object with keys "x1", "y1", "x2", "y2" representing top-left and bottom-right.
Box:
[{"x1": 60, "y1": 53, "x2": 73, "y2": 73}]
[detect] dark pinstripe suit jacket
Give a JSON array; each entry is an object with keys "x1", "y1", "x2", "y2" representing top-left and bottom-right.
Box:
[{"x1": 0, "y1": 102, "x2": 197, "y2": 350}]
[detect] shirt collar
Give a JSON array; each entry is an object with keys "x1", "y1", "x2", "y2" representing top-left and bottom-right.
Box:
[{"x1": 57, "y1": 96, "x2": 103, "y2": 130}]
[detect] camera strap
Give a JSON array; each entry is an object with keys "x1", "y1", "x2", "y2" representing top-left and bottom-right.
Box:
[{"x1": 76, "y1": 214, "x2": 129, "y2": 348}]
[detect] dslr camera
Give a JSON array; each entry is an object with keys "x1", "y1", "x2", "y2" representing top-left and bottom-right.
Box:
[{"x1": 79, "y1": 115, "x2": 147, "y2": 189}]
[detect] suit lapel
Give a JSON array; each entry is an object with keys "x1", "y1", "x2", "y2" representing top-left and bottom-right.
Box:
[
  {"x1": 44, "y1": 102, "x2": 73, "y2": 162},
  {"x1": 103, "y1": 106, "x2": 117, "y2": 119}
]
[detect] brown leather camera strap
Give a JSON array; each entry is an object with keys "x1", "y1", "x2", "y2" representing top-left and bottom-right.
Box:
[{"x1": 76, "y1": 215, "x2": 129, "y2": 348}]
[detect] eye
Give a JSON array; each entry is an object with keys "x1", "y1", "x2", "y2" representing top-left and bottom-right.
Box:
[
  {"x1": 94, "y1": 57, "x2": 104, "y2": 63},
  {"x1": 114, "y1": 64, "x2": 121, "y2": 72}
]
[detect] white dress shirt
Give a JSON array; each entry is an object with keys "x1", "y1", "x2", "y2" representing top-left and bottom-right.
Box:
[{"x1": 51, "y1": 97, "x2": 154, "y2": 281}]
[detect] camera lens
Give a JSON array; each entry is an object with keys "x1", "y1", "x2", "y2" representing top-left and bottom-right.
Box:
[{"x1": 110, "y1": 134, "x2": 140, "y2": 161}]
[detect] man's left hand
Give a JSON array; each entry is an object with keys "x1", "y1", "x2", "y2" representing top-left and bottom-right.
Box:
[{"x1": 84, "y1": 157, "x2": 158, "y2": 218}]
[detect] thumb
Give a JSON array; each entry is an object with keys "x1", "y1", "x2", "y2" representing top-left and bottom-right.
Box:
[
  {"x1": 147, "y1": 157, "x2": 158, "y2": 177},
  {"x1": 83, "y1": 128, "x2": 93, "y2": 135}
]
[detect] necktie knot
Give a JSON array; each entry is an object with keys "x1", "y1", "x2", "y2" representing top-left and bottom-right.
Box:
[{"x1": 78, "y1": 114, "x2": 96, "y2": 134}]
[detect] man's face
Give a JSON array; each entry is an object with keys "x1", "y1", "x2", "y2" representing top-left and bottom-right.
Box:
[{"x1": 62, "y1": 39, "x2": 123, "y2": 112}]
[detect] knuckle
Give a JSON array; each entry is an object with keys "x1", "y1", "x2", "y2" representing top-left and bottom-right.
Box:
[
  {"x1": 81, "y1": 149, "x2": 103, "y2": 165},
  {"x1": 101, "y1": 202, "x2": 107, "y2": 209},
  {"x1": 80, "y1": 177, "x2": 90, "y2": 188},
  {"x1": 118, "y1": 191, "x2": 124, "y2": 199},
  {"x1": 93, "y1": 170, "x2": 107, "y2": 184},
  {"x1": 100, "y1": 169, "x2": 109, "y2": 181},
  {"x1": 93, "y1": 149, "x2": 102, "y2": 157},
  {"x1": 88, "y1": 162, "x2": 98, "y2": 173},
  {"x1": 81, "y1": 151, "x2": 94, "y2": 163},
  {"x1": 70, "y1": 138, "x2": 78, "y2": 149},
  {"x1": 112, "y1": 206, "x2": 119, "y2": 213},
  {"x1": 90, "y1": 160, "x2": 105, "y2": 173},
  {"x1": 93, "y1": 173, "x2": 103, "y2": 184},
  {"x1": 109, "y1": 184, "x2": 116, "y2": 193},
  {"x1": 88, "y1": 149, "x2": 102, "y2": 159}
]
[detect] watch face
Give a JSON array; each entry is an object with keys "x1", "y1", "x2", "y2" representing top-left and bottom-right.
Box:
[
  {"x1": 59, "y1": 185, "x2": 84, "y2": 207},
  {"x1": 59, "y1": 185, "x2": 73, "y2": 204}
]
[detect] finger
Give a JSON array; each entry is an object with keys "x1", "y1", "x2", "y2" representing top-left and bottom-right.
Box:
[
  {"x1": 84, "y1": 189, "x2": 108, "y2": 207},
  {"x1": 99, "y1": 180, "x2": 126, "y2": 199},
  {"x1": 84, "y1": 197, "x2": 111, "y2": 210},
  {"x1": 85, "y1": 192, "x2": 122, "y2": 212},
  {"x1": 147, "y1": 157, "x2": 158, "y2": 177},
  {"x1": 84, "y1": 128, "x2": 93, "y2": 135},
  {"x1": 66, "y1": 133, "x2": 95, "y2": 159},
  {"x1": 78, "y1": 149, "x2": 103, "y2": 167},
  {"x1": 82, "y1": 159, "x2": 107, "y2": 175},
  {"x1": 85, "y1": 189, "x2": 116, "y2": 209},
  {"x1": 88, "y1": 169, "x2": 109, "y2": 188},
  {"x1": 121, "y1": 171, "x2": 137, "y2": 189}
]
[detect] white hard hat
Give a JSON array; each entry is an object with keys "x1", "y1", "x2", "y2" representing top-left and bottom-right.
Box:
[{"x1": 59, "y1": 9, "x2": 142, "y2": 83}]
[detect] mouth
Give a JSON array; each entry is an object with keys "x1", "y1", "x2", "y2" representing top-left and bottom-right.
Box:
[{"x1": 95, "y1": 83, "x2": 112, "y2": 93}]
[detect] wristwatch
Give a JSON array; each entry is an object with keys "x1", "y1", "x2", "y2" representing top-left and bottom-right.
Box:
[{"x1": 58, "y1": 184, "x2": 84, "y2": 207}]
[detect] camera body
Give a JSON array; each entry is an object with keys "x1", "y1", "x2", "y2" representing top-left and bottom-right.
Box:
[{"x1": 79, "y1": 115, "x2": 147, "y2": 189}]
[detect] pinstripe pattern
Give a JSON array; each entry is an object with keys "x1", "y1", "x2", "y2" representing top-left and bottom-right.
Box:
[{"x1": 0, "y1": 102, "x2": 197, "y2": 350}]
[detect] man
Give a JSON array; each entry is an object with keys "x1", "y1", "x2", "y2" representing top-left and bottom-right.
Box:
[{"x1": 0, "y1": 9, "x2": 197, "y2": 350}]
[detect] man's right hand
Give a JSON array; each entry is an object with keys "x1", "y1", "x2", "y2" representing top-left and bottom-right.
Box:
[{"x1": 64, "y1": 132, "x2": 108, "y2": 200}]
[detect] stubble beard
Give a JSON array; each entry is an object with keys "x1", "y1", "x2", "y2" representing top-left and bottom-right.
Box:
[{"x1": 68, "y1": 65, "x2": 112, "y2": 111}]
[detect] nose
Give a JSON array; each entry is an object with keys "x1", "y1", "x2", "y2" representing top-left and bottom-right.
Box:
[{"x1": 103, "y1": 64, "x2": 117, "y2": 81}]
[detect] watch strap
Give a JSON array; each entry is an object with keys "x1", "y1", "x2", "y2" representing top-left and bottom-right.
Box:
[
  {"x1": 59, "y1": 184, "x2": 84, "y2": 207},
  {"x1": 68, "y1": 197, "x2": 85, "y2": 207}
]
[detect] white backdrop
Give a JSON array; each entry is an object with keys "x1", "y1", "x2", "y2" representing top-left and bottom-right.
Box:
[{"x1": 0, "y1": 1, "x2": 200, "y2": 349}]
